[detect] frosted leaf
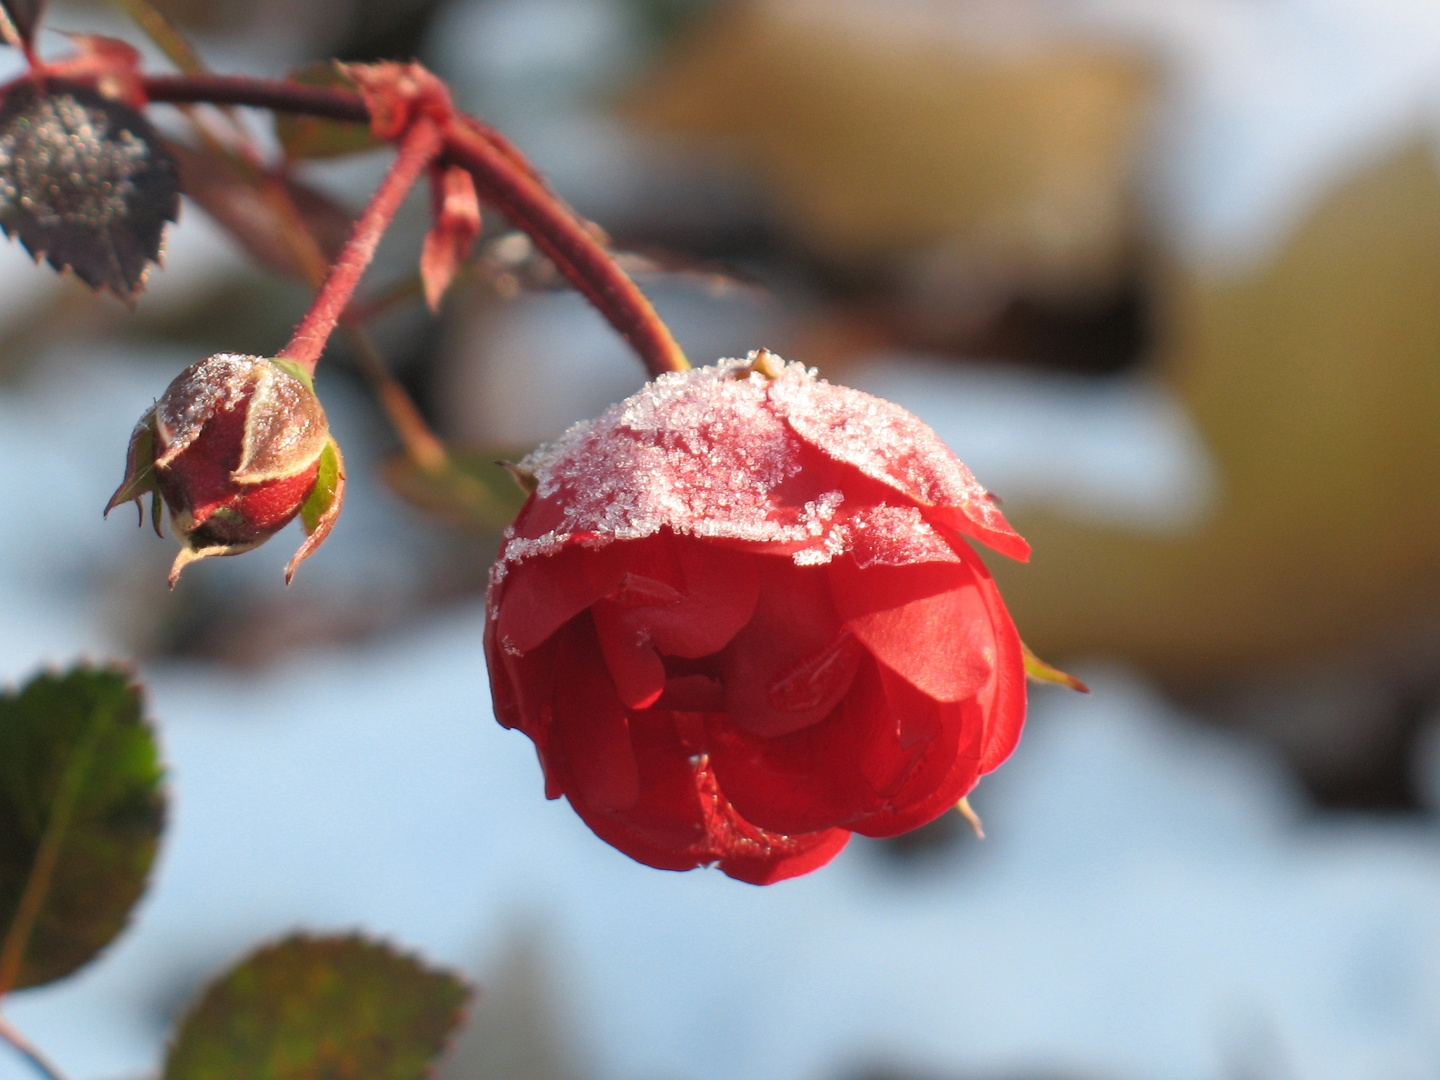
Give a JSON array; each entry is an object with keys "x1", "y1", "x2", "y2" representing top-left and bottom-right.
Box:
[{"x1": 0, "y1": 80, "x2": 178, "y2": 298}]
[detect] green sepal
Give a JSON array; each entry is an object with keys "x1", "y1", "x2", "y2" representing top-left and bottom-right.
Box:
[
  {"x1": 266, "y1": 357, "x2": 315, "y2": 394},
  {"x1": 301, "y1": 439, "x2": 339, "y2": 534},
  {"x1": 104, "y1": 413, "x2": 159, "y2": 518},
  {"x1": 1021, "y1": 642, "x2": 1089, "y2": 693}
]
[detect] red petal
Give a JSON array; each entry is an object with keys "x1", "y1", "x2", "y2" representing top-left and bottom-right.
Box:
[
  {"x1": 769, "y1": 373, "x2": 1030, "y2": 561},
  {"x1": 718, "y1": 827, "x2": 850, "y2": 884},
  {"x1": 708, "y1": 656, "x2": 903, "y2": 834},
  {"x1": 831, "y1": 556, "x2": 996, "y2": 703},
  {"x1": 548, "y1": 618, "x2": 639, "y2": 812},
  {"x1": 974, "y1": 563, "x2": 1027, "y2": 774},
  {"x1": 721, "y1": 557, "x2": 861, "y2": 737},
  {"x1": 846, "y1": 670, "x2": 983, "y2": 838},
  {"x1": 603, "y1": 533, "x2": 760, "y2": 659},
  {"x1": 492, "y1": 542, "x2": 629, "y2": 655},
  {"x1": 593, "y1": 600, "x2": 666, "y2": 710}
]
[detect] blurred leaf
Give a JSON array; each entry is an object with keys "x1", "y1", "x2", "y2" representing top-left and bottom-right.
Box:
[
  {"x1": 274, "y1": 63, "x2": 384, "y2": 160},
  {"x1": 382, "y1": 447, "x2": 531, "y2": 533},
  {"x1": 106, "y1": 0, "x2": 206, "y2": 75},
  {"x1": 1, "y1": 0, "x2": 46, "y2": 46},
  {"x1": 168, "y1": 138, "x2": 353, "y2": 282},
  {"x1": 164, "y1": 934, "x2": 470, "y2": 1080},
  {"x1": 0, "y1": 665, "x2": 164, "y2": 993},
  {"x1": 0, "y1": 80, "x2": 179, "y2": 299}
]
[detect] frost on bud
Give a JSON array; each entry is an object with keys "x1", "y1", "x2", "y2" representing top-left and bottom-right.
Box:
[{"x1": 106, "y1": 354, "x2": 346, "y2": 587}]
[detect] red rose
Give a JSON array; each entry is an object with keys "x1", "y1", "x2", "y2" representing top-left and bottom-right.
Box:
[{"x1": 484, "y1": 352, "x2": 1030, "y2": 884}]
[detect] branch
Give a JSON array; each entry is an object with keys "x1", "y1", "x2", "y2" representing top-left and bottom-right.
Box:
[
  {"x1": 276, "y1": 114, "x2": 443, "y2": 374},
  {"x1": 141, "y1": 71, "x2": 688, "y2": 378}
]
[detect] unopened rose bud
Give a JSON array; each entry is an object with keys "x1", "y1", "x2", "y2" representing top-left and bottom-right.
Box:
[{"x1": 107, "y1": 353, "x2": 346, "y2": 586}]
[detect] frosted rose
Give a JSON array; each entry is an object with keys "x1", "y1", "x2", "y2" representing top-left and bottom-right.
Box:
[
  {"x1": 107, "y1": 354, "x2": 345, "y2": 586},
  {"x1": 484, "y1": 353, "x2": 1029, "y2": 883}
]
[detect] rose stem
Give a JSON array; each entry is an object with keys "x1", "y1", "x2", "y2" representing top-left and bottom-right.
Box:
[
  {"x1": 275, "y1": 115, "x2": 444, "y2": 375},
  {"x1": 142, "y1": 73, "x2": 689, "y2": 378},
  {"x1": 442, "y1": 122, "x2": 689, "y2": 375},
  {"x1": 257, "y1": 173, "x2": 448, "y2": 469},
  {"x1": 0, "y1": 1015, "x2": 69, "y2": 1080}
]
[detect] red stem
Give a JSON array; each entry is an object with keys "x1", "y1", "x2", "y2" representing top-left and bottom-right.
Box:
[
  {"x1": 277, "y1": 115, "x2": 443, "y2": 374},
  {"x1": 143, "y1": 72, "x2": 688, "y2": 378},
  {"x1": 443, "y1": 124, "x2": 689, "y2": 376},
  {"x1": 145, "y1": 72, "x2": 368, "y2": 122}
]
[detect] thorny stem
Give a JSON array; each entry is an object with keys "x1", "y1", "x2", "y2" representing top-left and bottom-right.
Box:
[
  {"x1": 0, "y1": 1016, "x2": 68, "y2": 1080},
  {"x1": 443, "y1": 123, "x2": 689, "y2": 375},
  {"x1": 141, "y1": 71, "x2": 689, "y2": 378},
  {"x1": 276, "y1": 115, "x2": 444, "y2": 374}
]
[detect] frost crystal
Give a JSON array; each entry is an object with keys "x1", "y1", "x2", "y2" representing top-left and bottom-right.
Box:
[{"x1": 501, "y1": 352, "x2": 1025, "y2": 572}]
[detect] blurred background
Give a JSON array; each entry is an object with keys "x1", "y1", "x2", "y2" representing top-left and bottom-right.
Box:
[{"x1": 5, "y1": 0, "x2": 1440, "y2": 1077}]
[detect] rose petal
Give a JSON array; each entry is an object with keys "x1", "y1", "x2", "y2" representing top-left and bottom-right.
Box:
[
  {"x1": 974, "y1": 564, "x2": 1027, "y2": 774},
  {"x1": 718, "y1": 827, "x2": 851, "y2": 884},
  {"x1": 769, "y1": 370, "x2": 1030, "y2": 561},
  {"x1": 547, "y1": 618, "x2": 640, "y2": 812},
  {"x1": 493, "y1": 542, "x2": 629, "y2": 655},
  {"x1": 846, "y1": 670, "x2": 982, "y2": 838},
  {"x1": 593, "y1": 601, "x2": 666, "y2": 709},
  {"x1": 722, "y1": 557, "x2": 861, "y2": 737},
  {"x1": 708, "y1": 656, "x2": 901, "y2": 834},
  {"x1": 831, "y1": 556, "x2": 995, "y2": 703},
  {"x1": 602, "y1": 533, "x2": 760, "y2": 659}
]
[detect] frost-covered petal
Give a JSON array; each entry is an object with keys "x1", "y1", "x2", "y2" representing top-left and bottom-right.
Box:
[{"x1": 768, "y1": 361, "x2": 1030, "y2": 562}]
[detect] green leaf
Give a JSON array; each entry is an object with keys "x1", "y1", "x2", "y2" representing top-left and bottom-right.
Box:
[
  {"x1": 164, "y1": 934, "x2": 471, "y2": 1080},
  {"x1": 274, "y1": 64, "x2": 385, "y2": 160},
  {"x1": 381, "y1": 446, "x2": 533, "y2": 533},
  {"x1": 0, "y1": 665, "x2": 165, "y2": 993}
]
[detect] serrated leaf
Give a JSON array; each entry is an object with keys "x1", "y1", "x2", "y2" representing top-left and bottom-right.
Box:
[
  {"x1": 1, "y1": 0, "x2": 47, "y2": 46},
  {"x1": 382, "y1": 446, "x2": 532, "y2": 533},
  {"x1": 274, "y1": 63, "x2": 385, "y2": 160},
  {"x1": 0, "y1": 79, "x2": 179, "y2": 299},
  {"x1": 0, "y1": 665, "x2": 164, "y2": 993},
  {"x1": 165, "y1": 934, "x2": 470, "y2": 1080}
]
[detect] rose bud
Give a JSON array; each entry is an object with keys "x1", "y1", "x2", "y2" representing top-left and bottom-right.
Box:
[
  {"x1": 106, "y1": 353, "x2": 346, "y2": 587},
  {"x1": 484, "y1": 351, "x2": 1030, "y2": 884}
]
